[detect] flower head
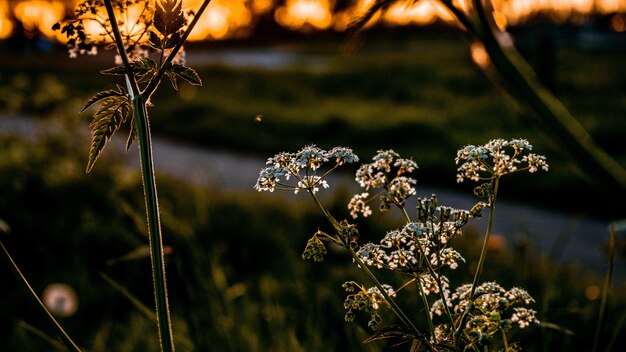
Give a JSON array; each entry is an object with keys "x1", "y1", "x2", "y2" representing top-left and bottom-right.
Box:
[
  {"x1": 455, "y1": 138, "x2": 548, "y2": 183},
  {"x1": 255, "y1": 145, "x2": 358, "y2": 195}
]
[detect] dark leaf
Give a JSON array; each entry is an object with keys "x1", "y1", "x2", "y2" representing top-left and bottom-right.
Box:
[
  {"x1": 169, "y1": 63, "x2": 202, "y2": 86},
  {"x1": 101, "y1": 58, "x2": 157, "y2": 83},
  {"x1": 81, "y1": 85, "x2": 126, "y2": 112},
  {"x1": 87, "y1": 95, "x2": 131, "y2": 172},
  {"x1": 165, "y1": 71, "x2": 178, "y2": 91},
  {"x1": 100, "y1": 65, "x2": 128, "y2": 75},
  {"x1": 163, "y1": 31, "x2": 182, "y2": 49},
  {"x1": 363, "y1": 325, "x2": 419, "y2": 344},
  {"x1": 148, "y1": 30, "x2": 162, "y2": 50},
  {"x1": 153, "y1": 0, "x2": 185, "y2": 37}
]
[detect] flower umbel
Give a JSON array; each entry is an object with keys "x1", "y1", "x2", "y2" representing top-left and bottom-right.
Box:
[
  {"x1": 255, "y1": 145, "x2": 359, "y2": 194},
  {"x1": 455, "y1": 138, "x2": 549, "y2": 183}
]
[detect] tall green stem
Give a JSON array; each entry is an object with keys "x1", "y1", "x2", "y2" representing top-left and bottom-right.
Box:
[{"x1": 103, "y1": 1, "x2": 174, "y2": 350}]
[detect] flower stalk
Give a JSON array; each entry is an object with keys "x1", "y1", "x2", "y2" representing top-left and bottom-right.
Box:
[{"x1": 103, "y1": 1, "x2": 174, "y2": 350}]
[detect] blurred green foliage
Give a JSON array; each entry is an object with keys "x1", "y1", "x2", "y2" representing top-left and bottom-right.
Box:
[{"x1": 2, "y1": 36, "x2": 625, "y2": 215}]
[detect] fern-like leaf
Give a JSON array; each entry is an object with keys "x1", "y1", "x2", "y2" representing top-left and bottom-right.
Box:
[
  {"x1": 86, "y1": 95, "x2": 131, "y2": 172},
  {"x1": 80, "y1": 85, "x2": 125, "y2": 113},
  {"x1": 169, "y1": 63, "x2": 202, "y2": 86}
]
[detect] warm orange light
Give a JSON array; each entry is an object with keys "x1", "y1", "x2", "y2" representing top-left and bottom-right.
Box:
[
  {"x1": 611, "y1": 13, "x2": 626, "y2": 32},
  {"x1": 0, "y1": 2, "x2": 13, "y2": 39},
  {"x1": 470, "y1": 41, "x2": 490, "y2": 69},
  {"x1": 275, "y1": 0, "x2": 333, "y2": 31},
  {"x1": 186, "y1": 0, "x2": 252, "y2": 40},
  {"x1": 3, "y1": 0, "x2": 626, "y2": 41},
  {"x1": 76, "y1": 1, "x2": 150, "y2": 44},
  {"x1": 13, "y1": 0, "x2": 64, "y2": 38},
  {"x1": 384, "y1": 0, "x2": 437, "y2": 26},
  {"x1": 492, "y1": 10, "x2": 508, "y2": 30}
]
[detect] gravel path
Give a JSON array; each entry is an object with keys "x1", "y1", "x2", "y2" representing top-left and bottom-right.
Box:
[{"x1": 2, "y1": 114, "x2": 623, "y2": 278}]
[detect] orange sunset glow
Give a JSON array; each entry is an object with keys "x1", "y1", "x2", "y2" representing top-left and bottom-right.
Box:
[{"x1": 1, "y1": 0, "x2": 625, "y2": 41}]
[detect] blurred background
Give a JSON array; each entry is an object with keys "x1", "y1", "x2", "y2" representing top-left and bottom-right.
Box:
[{"x1": 1, "y1": 0, "x2": 626, "y2": 351}]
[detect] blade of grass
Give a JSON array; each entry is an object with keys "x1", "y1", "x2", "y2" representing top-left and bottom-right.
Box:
[
  {"x1": 99, "y1": 272, "x2": 157, "y2": 322},
  {"x1": 18, "y1": 320, "x2": 69, "y2": 352},
  {"x1": 592, "y1": 222, "x2": 616, "y2": 352},
  {"x1": 0, "y1": 239, "x2": 81, "y2": 352}
]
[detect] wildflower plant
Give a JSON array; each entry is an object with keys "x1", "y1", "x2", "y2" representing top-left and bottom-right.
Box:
[
  {"x1": 39, "y1": 0, "x2": 213, "y2": 350},
  {"x1": 256, "y1": 139, "x2": 547, "y2": 351}
]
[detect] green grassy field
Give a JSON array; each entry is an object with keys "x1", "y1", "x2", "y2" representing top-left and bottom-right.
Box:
[{"x1": 2, "y1": 34, "x2": 624, "y2": 216}]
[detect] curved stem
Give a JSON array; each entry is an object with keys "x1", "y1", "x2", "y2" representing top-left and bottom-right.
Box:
[
  {"x1": 471, "y1": 0, "x2": 626, "y2": 199},
  {"x1": 347, "y1": 246, "x2": 425, "y2": 339},
  {"x1": 307, "y1": 192, "x2": 432, "y2": 348},
  {"x1": 0, "y1": 240, "x2": 82, "y2": 352}
]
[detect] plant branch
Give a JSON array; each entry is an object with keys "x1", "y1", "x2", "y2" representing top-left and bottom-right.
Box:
[{"x1": 142, "y1": 0, "x2": 213, "y2": 100}]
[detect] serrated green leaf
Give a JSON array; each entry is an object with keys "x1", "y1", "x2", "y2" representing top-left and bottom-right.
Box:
[
  {"x1": 169, "y1": 63, "x2": 202, "y2": 86},
  {"x1": 81, "y1": 87, "x2": 125, "y2": 112},
  {"x1": 86, "y1": 95, "x2": 131, "y2": 172}
]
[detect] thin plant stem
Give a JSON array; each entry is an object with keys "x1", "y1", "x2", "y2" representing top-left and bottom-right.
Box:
[
  {"x1": 307, "y1": 192, "x2": 431, "y2": 347},
  {"x1": 400, "y1": 207, "x2": 455, "y2": 331},
  {"x1": 103, "y1": 1, "x2": 174, "y2": 350},
  {"x1": 454, "y1": 177, "x2": 499, "y2": 345},
  {"x1": 416, "y1": 276, "x2": 436, "y2": 337},
  {"x1": 500, "y1": 327, "x2": 509, "y2": 351},
  {"x1": 592, "y1": 223, "x2": 616, "y2": 352},
  {"x1": 0, "y1": 240, "x2": 81, "y2": 352},
  {"x1": 469, "y1": 177, "x2": 499, "y2": 298}
]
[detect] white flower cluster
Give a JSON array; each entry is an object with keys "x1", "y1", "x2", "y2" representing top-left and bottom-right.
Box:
[
  {"x1": 455, "y1": 138, "x2": 549, "y2": 183},
  {"x1": 349, "y1": 150, "x2": 418, "y2": 217},
  {"x1": 356, "y1": 208, "x2": 469, "y2": 273},
  {"x1": 255, "y1": 145, "x2": 358, "y2": 194},
  {"x1": 431, "y1": 281, "x2": 538, "y2": 330}
]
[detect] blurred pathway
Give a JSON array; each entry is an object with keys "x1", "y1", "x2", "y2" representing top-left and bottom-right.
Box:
[{"x1": 1, "y1": 114, "x2": 623, "y2": 279}]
